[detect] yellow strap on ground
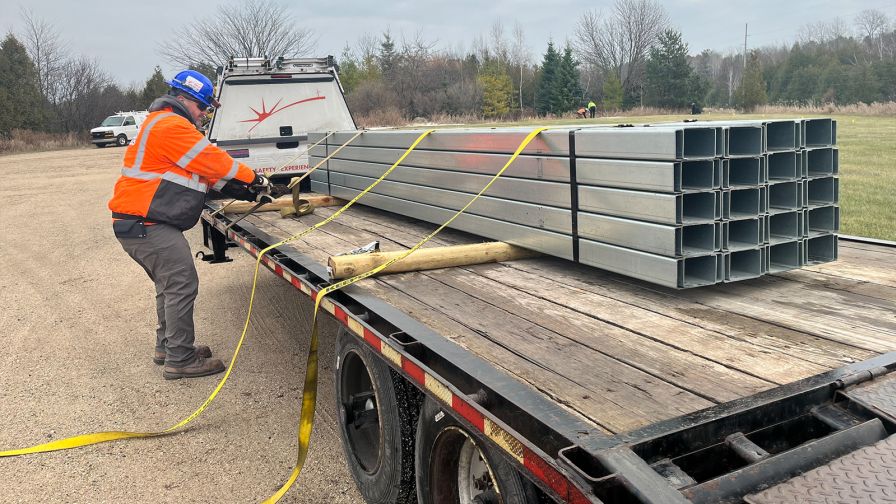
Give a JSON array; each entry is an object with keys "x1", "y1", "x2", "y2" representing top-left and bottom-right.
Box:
[
  {"x1": 0, "y1": 240, "x2": 269, "y2": 457},
  {"x1": 0, "y1": 128, "x2": 436, "y2": 485},
  {"x1": 262, "y1": 127, "x2": 547, "y2": 503}
]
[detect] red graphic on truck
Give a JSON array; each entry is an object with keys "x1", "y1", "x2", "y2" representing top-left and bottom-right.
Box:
[{"x1": 240, "y1": 95, "x2": 326, "y2": 133}]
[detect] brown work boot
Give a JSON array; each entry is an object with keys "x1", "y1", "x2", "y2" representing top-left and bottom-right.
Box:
[
  {"x1": 153, "y1": 345, "x2": 212, "y2": 365},
  {"x1": 162, "y1": 356, "x2": 226, "y2": 380}
]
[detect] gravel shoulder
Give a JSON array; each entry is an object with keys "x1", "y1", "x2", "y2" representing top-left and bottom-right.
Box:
[{"x1": 0, "y1": 147, "x2": 364, "y2": 503}]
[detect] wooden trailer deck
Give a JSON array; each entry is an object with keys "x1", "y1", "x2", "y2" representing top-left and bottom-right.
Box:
[{"x1": 238, "y1": 201, "x2": 896, "y2": 435}]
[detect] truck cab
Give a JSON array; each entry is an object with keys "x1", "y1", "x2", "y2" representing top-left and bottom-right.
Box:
[
  {"x1": 207, "y1": 56, "x2": 356, "y2": 186},
  {"x1": 90, "y1": 111, "x2": 147, "y2": 147}
]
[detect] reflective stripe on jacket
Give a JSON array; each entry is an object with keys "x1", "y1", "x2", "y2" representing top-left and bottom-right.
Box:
[{"x1": 108, "y1": 105, "x2": 256, "y2": 230}]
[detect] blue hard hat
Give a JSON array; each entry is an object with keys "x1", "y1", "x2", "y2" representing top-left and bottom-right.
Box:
[{"x1": 168, "y1": 70, "x2": 219, "y2": 109}]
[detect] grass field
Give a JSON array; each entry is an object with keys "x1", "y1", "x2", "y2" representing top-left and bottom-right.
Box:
[{"x1": 469, "y1": 112, "x2": 895, "y2": 241}]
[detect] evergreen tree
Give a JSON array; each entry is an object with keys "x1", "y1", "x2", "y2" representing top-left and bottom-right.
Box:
[
  {"x1": 845, "y1": 63, "x2": 881, "y2": 104},
  {"x1": 644, "y1": 30, "x2": 697, "y2": 108},
  {"x1": 337, "y1": 46, "x2": 363, "y2": 94},
  {"x1": 0, "y1": 34, "x2": 45, "y2": 135},
  {"x1": 478, "y1": 64, "x2": 512, "y2": 118},
  {"x1": 736, "y1": 50, "x2": 768, "y2": 111},
  {"x1": 602, "y1": 74, "x2": 624, "y2": 111},
  {"x1": 558, "y1": 46, "x2": 582, "y2": 112},
  {"x1": 378, "y1": 32, "x2": 398, "y2": 79},
  {"x1": 534, "y1": 41, "x2": 561, "y2": 115},
  {"x1": 141, "y1": 66, "x2": 169, "y2": 108},
  {"x1": 874, "y1": 61, "x2": 896, "y2": 102}
]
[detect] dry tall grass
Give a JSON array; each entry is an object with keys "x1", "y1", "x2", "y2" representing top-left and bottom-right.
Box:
[
  {"x1": 745, "y1": 102, "x2": 896, "y2": 116},
  {"x1": 0, "y1": 129, "x2": 88, "y2": 155}
]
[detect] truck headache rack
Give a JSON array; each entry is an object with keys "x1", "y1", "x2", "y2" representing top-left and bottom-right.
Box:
[
  {"x1": 201, "y1": 207, "x2": 896, "y2": 504},
  {"x1": 222, "y1": 56, "x2": 337, "y2": 75}
]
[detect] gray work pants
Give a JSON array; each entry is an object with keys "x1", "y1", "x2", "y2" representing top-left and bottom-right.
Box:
[{"x1": 117, "y1": 223, "x2": 198, "y2": 366}]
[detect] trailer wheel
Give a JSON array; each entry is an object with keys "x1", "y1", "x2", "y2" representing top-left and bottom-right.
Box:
[
  {"x1": 116, "y1": 134, "x2": 128, "y2": 147},
  {"x1": 335, "y1": 327, "x2": 420, "y2": 503},
  {"x1": 415, "y1": 396, "x2": 537, "y2": 504}
]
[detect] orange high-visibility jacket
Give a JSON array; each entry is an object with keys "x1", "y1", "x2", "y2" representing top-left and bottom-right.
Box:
[{"x1": 108, "y1": 107, "x2": 256, "y2": 230}]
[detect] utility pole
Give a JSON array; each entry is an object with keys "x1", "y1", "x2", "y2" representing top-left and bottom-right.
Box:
[{"x1": 743, "y1": 23, "x2": 748, "y2": 70}]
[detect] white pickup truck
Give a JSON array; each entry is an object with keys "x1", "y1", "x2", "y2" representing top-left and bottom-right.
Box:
[
  {"x1": 90, "y1": 111, "x2": 148, "y2": 147},
  {"x1": 207, "y1": 56, "x2": 356, "y2": 187}
]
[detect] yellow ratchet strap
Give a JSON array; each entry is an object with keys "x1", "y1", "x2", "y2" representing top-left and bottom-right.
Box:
[
  {"x1": 0, "y1": 129, "x2": 434, "y2": 463},
  {"x1": 263, "y1": 127, "x2": 547, "y2": 503}
]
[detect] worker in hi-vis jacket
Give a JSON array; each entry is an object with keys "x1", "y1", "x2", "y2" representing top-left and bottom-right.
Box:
[{"x1": 108, "y1": 70, "x2": 270, "y2": 380}]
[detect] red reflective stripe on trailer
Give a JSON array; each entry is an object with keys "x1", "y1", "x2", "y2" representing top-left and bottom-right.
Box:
[
  {"x1": 568, "y1": 484, "x2": 593, "y2": 504},
  {"x1": 524, "y1": 446, "x2": 569, "y2": 500},
  {"x1": 334, "y1": 306, "x2": 348, "y2": 324},
  {"x1": 274, "y1": 264, "x2": 283, "y2": 275},
  {"x1": 452, "y1": 396, "x2": 485, "y2": 432},
  {"x1": 403, "y1": 359, "x2": 425, "y2": 385},
  {"x1": 291, "y1": 277, "x2": 303, "y2": 289},
  {"x1": 362, "y1": 328, "x2": 381, "y2": 350}
]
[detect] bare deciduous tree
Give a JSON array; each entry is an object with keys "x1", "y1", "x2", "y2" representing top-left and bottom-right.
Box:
[
  {"x1": 855, "y1": 9, "x2": 889, "y2": 59},
  {"x1": 798, "y1": 18, "x2": 850, "y2": 45},
  {"x1": 53, "y1": 56, "x2": 112, "y2": 131},
  {"x1": 489, "y1": 20, "x2": 510, "y2": 64},
  {"x1": 159, "y1": 0, "x2": 317, "y2": 69},
  {"x1": 574, "y1": 0, "x2": 668, "y2": 96},
  {"x1": 511, "y1": 22, "x2": 530, "y2": 110},
  {"x1": 394, "y1": 31, "x2": 438, "y2": 116},
  {"x1": 19, "y1": 8, "x2": 68, "y2": 104},
  {"x1": 355, "y1": 33, "x2": 381, "y2": 68}
]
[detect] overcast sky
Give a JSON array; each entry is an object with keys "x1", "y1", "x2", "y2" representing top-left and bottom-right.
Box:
[{"x1": 2, "y1": 0, "x2": 895, "y2": 86}]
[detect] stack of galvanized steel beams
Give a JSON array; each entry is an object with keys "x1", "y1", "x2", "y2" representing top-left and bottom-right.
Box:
[{"x1": 308, "y1": 119, "x2": 838, "y2": 288}]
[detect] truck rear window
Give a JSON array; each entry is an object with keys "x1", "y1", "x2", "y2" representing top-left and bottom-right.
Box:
[{"x1": 209, "y1": 75, "x2": 354, "y2": 142}]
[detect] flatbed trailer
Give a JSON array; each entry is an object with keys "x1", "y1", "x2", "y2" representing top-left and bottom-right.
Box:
[{"x1": 199, "y1": 199, "x2": 896, "y2": 504}]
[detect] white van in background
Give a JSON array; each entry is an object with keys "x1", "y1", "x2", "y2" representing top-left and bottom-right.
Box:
[
  {"x1": 90, "y1": 111, "x2": 148, "y2": 147},
  {"x1": 207, "y1": 56, "x2": 356, "y2": 185}
]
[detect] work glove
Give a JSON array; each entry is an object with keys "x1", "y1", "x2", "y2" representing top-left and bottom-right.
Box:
[
  {"x1": 252, "y1": 174, "x2": 272, "y2": 194},
  {"x1": 218, "y1": 179, "x2": 256, "y2": 202}
]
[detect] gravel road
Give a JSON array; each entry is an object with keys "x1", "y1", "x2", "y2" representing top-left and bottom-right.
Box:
[{"x1": 0, "y1": 147, "x2": 365, "y2": 503}]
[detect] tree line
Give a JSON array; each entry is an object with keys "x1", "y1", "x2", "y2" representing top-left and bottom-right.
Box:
[
  {"x1": 338, "y1": 0, "x2": 896, "y2": 119},
  {"x1": 0, "y1": 9, "x2": 171, "y2": 137},
  {"x1": 2, "y1": 0, "x2": 895, "y2": 139}
]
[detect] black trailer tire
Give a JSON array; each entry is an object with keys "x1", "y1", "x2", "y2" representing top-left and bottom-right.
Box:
[
  {"x1": 95, "y1": 143, "x2": 106, "y2": 148},
  {"x1": 415, "y1": 396, "x2": 538, "y2": 504},
  {"x1": 116, "y1": 134, "x2": 128, "y2": 147},
  {"x1": 335, "y1": 327, "x2": 420, "y2": 504}
]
